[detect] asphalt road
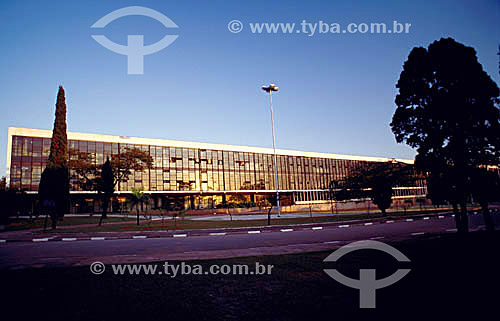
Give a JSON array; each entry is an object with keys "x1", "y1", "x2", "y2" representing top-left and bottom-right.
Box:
[{"x1": 1, "y1": 212, "x2": 498, "y2": 269}]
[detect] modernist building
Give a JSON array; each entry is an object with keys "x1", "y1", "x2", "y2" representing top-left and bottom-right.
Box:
[{"x1": 6, "y1": 127, "x2": 426, "y2": 212}]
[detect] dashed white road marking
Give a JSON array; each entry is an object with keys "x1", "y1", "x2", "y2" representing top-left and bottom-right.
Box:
[
  {"x1": 62, "y1": 238, "x2": 77, "y2": 241},
  {"x1": 33, "y1": 238, "x2": 49, "y2": 242},
  {"x1": 338, "y1": 225, "x2": 350, "y2": 228},
  {"x1": 248, "y1": 230, "x2": 261, "y2": 234},
  {"x1": 132, "y1": 235, "x2": 147, "y2": 239},
  {"x1": 423, "y1": 217, "x2": 430, "y2": 220},
  {"x1": 364, "y1": 222, "x2": 373, "y2": 226},
  {"x1": 406, "y1": 219, "x2": 413, "y2": 222},
  {"x1": 411, "y1": 232, "x2": 425, "y2": 236},
  {"x1": 438, "y1": 216, "x2": 444, "y2": 219},
  {"x1": 209, "y1": 232, "x2": 226, "y2": 236},
  {"x1": 370, "y1": 236, "x2": 385, "y2": 240},
  {"x1": 386, "y1": 220, "x2": 394, "y2": 224},
  {"x1": 173, "y1": 234, "x2": 187, "y2": 238},
  {"x1": 323, "y1": 241, "x2": 340, "y2": 244},
  {"x1": 446, "y1": 228, "x2": 457, "y2": 232},
  {"x1": 91, "y1": 237, "x2": 105, "y2": 240},
  {"x1": 280, "y1": 229, "x2": 293, "y2": 232},
  {"x1": 312, "y1": 227, "x2": 323, "y2": 230},
  {"x1": 0, "y1": 240, "x2": 6, "y2": 243}
]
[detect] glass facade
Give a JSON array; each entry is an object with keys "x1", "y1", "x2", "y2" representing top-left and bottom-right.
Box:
[{"x1": 8, "y1": 134, "x2": 427, "y2": 202}]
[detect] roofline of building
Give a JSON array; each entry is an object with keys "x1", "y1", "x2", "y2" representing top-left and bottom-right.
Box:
[{"x1": 6, "y1": 127, "x2": 414, "y2": 180}]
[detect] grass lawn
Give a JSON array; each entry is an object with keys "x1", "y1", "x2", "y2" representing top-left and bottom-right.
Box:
[
  {"x1": 1, "y1": 216, "x2": 131, "y2": 232},
  {"x1": 49, "y1": 208, "x2": 453, "y2": 233},
  {"x1": 1, "y1": 230, "x2": 499, "y2": 320}
]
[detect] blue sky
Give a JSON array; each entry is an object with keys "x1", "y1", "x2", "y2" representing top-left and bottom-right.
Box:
[{"x1": 1, "y1": 0, "x2": 499, "y2": 176}]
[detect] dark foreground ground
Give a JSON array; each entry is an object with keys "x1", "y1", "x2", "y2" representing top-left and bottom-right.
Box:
[{"x1": 2, "y1": 230, "x2": 499, "y2": 320}]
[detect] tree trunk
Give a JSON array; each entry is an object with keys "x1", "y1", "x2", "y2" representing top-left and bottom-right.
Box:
[
  {"x1": 481, "y1": 202, "x2": 495, "y2": 232},
  {"x1": 51, "y1": 213, "x2": 57, "y2": 230},
  {"x1": 459, "y1": 201, "x2": 469, "y2": 234},
  {"x1": 380, "y1": 208, "x2": 387, "y2": 216},
  {"x1": 43, "y1": 212, "x2": 49, "y2": 232},
  {"x1": 99, "y1": 197, "x2": 109, "y2": 226},
  {"x1": 136, "y1": 205, "x2": 140, "y2": 226},
  {"x1": 453, "y1": 202, "x2": 462, "y2": 232},
  {"x1": 267, "y1": 205, "x2": 273, "y2": 225}
]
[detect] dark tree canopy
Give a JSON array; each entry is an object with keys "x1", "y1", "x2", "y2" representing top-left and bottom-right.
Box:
[
  {"x1": 97, "y1": 158, "x2": 114, "y2": 224},
  {"x1": 98, "y1": 158, "x2": 114, "y2": 196},
  {"x1": 391, "y1": 38, "x2": 500, "y2": 170},
  {"x1": 390, "y1": 38, "x2": 500, "y2": 232}
]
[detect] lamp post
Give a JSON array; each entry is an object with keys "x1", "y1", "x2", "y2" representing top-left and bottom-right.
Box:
[{"x1": 261, "y1": 84, "x2": 280, "y2": 217}]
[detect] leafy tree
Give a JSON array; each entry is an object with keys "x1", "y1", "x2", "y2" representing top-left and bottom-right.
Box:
[
  {"x1": 128, "y1": 187, "x2": 150, "y2": 225},
  {"x1": 330, "y1": 161, "x2": 415, "y2": 216},
  {"x1": 0, "y1": 181, "x2": 26, "y2": 225},
  {"x1": 38, "y1": 86, "x2": 70, "y2": 229},
  {"x1": 390, "y1": 38, "x2": 500, "y2": 233},
  {"x1": 470, "y1": 167, "x2": 500, "y2": 232},
  {"x1": 0, "y1": 176, "x2": 6, "y2": 190},
  {"x1": 70, "y1": 147, "x2": 153, "y2": 190},
  {"x1": 69, "y1": 147, "x2": 152, "y2": 224}
]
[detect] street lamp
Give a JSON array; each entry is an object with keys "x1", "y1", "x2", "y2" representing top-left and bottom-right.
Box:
[{"x1": 262, "y1": 84, "x2": 281, "y2": 217}]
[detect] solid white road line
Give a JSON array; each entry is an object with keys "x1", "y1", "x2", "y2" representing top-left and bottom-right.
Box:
[
  {"x1": 370, "y1": 236, "x2": 385, "y2": 240},
  {"x1": 446, "y1": 228, "x2": 457, "y2": 232},
  {"x1": 173, "y1": 234, "x2": 187, "y2": 238},
  {"x1": 411, "y1": 232, "x2": 425, "y2": 236},
  {"x1": 209, "y1": 232, "x2": 226, "y2": 236},
  {"x1": 323, "y1": 241, "x2": 340, "y2": 244},
  {"x1": 364, "y1": 222, "x2": 373, "y2": 226},
  {"x1": 312, "y1": 227, "x2": 323, "y2": 230},
  {"x1": 248, "y1": 230, "x2": 261, "y2": 234},
  {"x1": 33, "y1": 238, "x2": 49, "y2": 242},
  {"x1": 132, "y1": 236, "x2": 147, "y2": 239},
  {"x1": 62, "y1": 238, "x2": 77, "y2": 241},
  {"x1": 280, "y1": 229, "x2": 293, "y2": 232},
  {"x1": 91, "y1": 237, "x2": 105, "y2": 240},
  {"x1": 338, "y1": 225, "x2": 350, "y2": 228}
]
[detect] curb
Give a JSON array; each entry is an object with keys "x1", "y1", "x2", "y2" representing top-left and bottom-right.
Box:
[{"x1": 0, "y1": 210, "x2": 473, "y2": 244}]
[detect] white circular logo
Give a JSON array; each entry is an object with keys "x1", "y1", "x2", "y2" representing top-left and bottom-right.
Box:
[
  {"x1": 90, "y1": 261, "x2": 106, "y2": 275},
  {"x1": 228, "y1": 20, "x2": 243, "y2": 33}
]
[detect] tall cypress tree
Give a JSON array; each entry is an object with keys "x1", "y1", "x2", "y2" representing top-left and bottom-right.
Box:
[
  {"x1": 39, "y1": 86, "x2": 70, "y2": 229},
  {"x1": 47, "y1": 86, "x2": 68, "y2": 168}
]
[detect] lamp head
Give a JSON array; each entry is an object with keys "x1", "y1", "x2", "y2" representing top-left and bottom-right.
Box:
[{"x1": 262, "y1": 84, "x2": 279, "y2": 93}]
